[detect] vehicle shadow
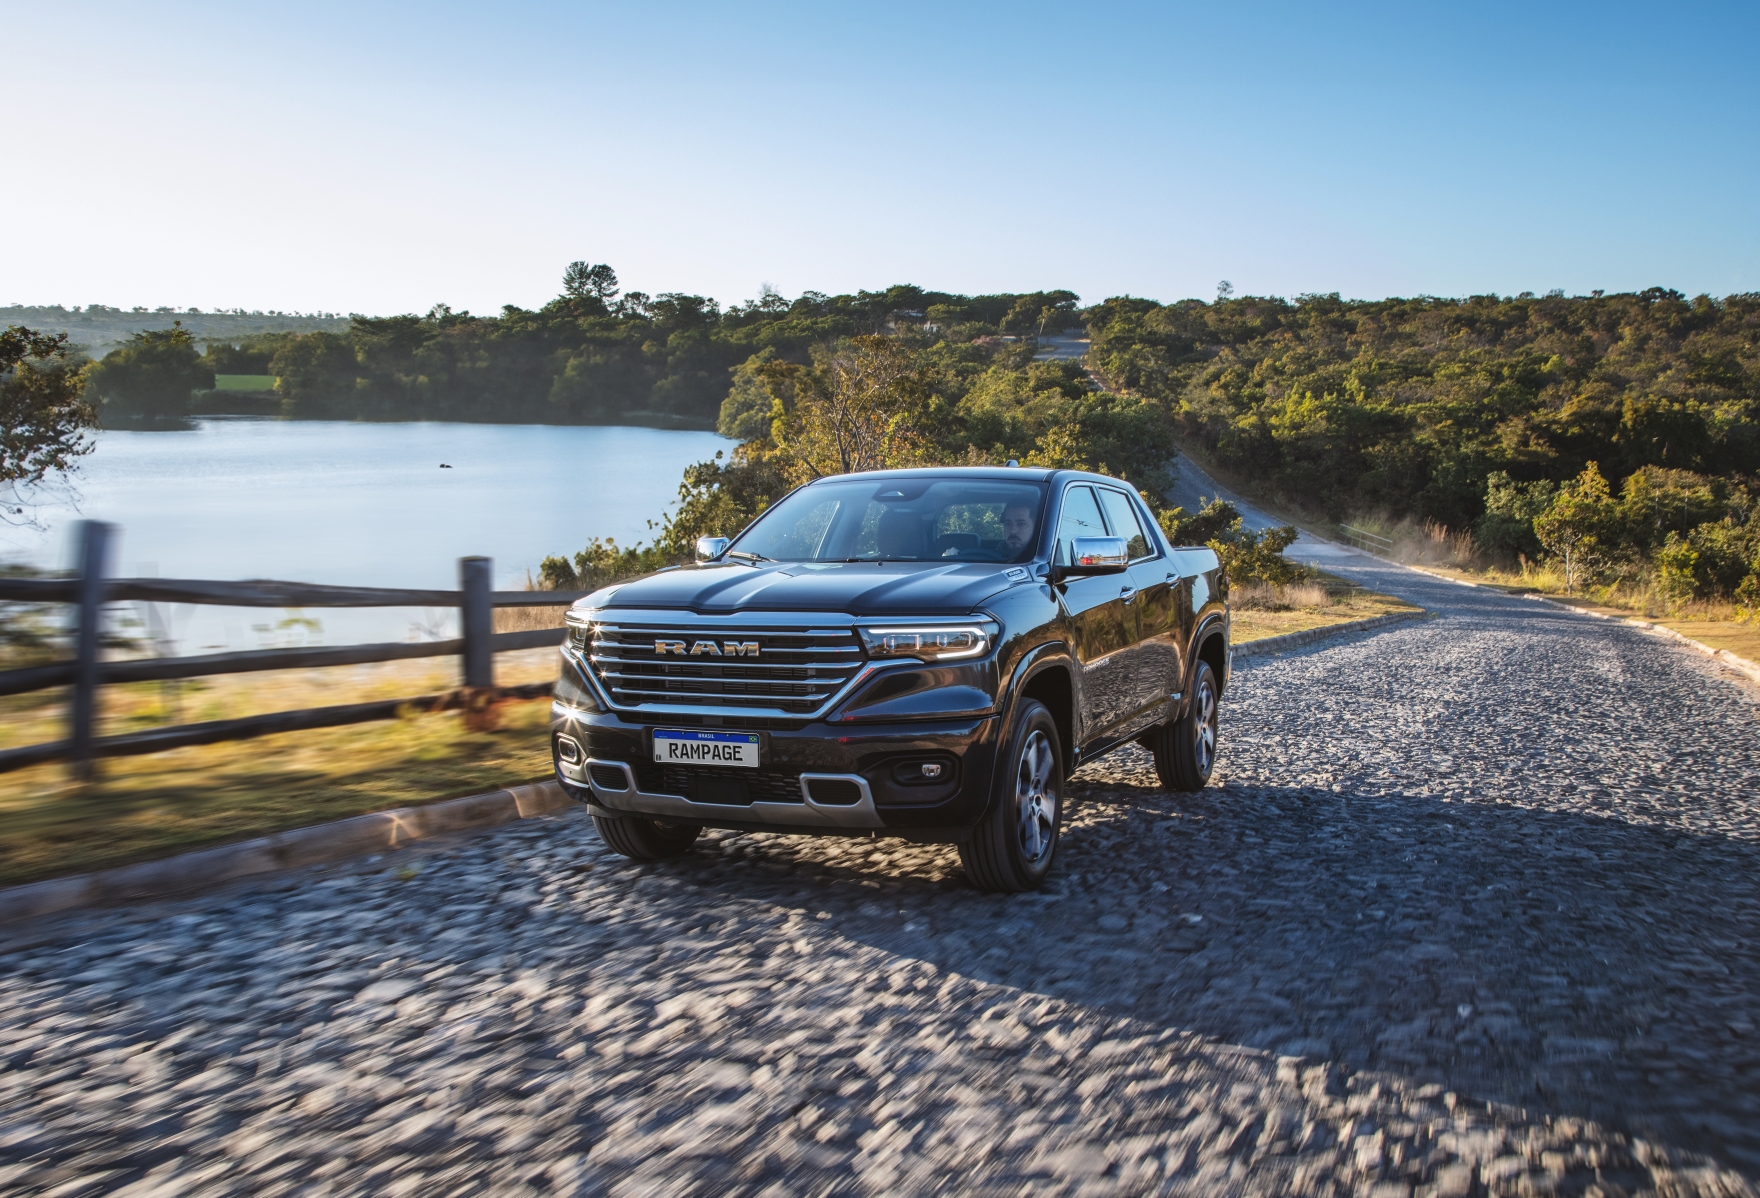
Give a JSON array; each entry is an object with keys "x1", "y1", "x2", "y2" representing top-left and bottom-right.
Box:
[{"x1": 650, "y1": 761, "x2": 1760, "y2": 1175}]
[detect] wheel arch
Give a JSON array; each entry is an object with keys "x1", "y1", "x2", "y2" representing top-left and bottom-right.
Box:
[
  {"x1": 1193, "y1": 616, "x2": 1230, "y2": 697},
  {"x1": 1005, "y1": 642, "x2": 1075, "y2": 766}
]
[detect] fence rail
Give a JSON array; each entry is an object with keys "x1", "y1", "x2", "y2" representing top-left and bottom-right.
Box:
[
  {"x1": 0, "y1": 521, "x2": 580, "y2": 777},
  {"x1": 1338, "y1": 524, "x2": 1395, "y2": 555}
]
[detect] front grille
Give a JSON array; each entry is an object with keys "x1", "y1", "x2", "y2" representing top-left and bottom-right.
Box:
[
  {"x1": 588, "y1": 621, "x2": 864, "y2": 715},
  {"x1": 613, "y1": 758, "x2": 806, "y2": 805},
  {"x1": 662, "y1": 765, "x2": 805, "y2": 805}
]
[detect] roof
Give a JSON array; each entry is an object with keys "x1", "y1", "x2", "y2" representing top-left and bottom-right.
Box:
[{"x1": 801, "y1": 465, "x2": 1128, "y2": 486}]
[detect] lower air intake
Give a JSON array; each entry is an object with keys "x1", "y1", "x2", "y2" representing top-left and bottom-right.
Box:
[{"x1": 589, "y1": 764, "x2": 630, "y2": 791}]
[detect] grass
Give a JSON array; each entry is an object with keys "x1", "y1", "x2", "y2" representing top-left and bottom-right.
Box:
[
  {"x1": 1403, "y1": 561, "x2": 1760, "y2": 665},
  {"x1": 0, "y1": 648, "x2": 561, "y2": 888},
  {"x1": 212, "y1": 374, "x2": 276, "y2": 392},
  {"x1": 1229, "y1": 575, "x2": 1422, "y2": 643}
]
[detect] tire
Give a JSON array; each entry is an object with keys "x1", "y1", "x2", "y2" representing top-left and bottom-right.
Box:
[
  {"x1": 959, "y1": 698, "x2": 1064, "y2": 893},
  {"x1": 592, "y1": 815, "x2": 701, "y2": 860},
  {"x1": 1151, "y1": 659, "x2": 1219, "y2": 792}
]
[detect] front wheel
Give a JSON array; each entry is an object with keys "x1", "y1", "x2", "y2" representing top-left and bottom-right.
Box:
[
  {"x1": 1150, "y1": 660, "x2": 1219, "y2": 792},
  {"x1": 592, "y1": 815, "x2": 701, "y2": 860},
  {"x1": 959, "y1": 699, "x2": 1063, "y2": 893}
]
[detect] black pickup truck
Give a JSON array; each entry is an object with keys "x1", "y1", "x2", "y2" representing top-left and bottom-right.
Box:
[{"x1": 551, "y1": 466, "x2": 1229, "y2": 892}]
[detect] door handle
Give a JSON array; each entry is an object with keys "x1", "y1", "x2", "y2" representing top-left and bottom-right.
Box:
[
  {"x1": 1165, "y1": 572, "x2": 1177, "y2": 581},
  {"x1": 1118, "y1": 586, "x2": 1136, "y2": 601}
]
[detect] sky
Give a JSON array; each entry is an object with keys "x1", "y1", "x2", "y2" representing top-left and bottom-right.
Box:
[{"x1": 3, "y1": 0, "x2": 1756, "y2": 315}]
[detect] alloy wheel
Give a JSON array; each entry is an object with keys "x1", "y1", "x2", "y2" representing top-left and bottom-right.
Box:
[
  {"x1": 1014, "y1": 728, "x2": 1058, "y2": 864},
  {"x1": 1194, "y1": 677, "x2": 1217, "y2": 774}
]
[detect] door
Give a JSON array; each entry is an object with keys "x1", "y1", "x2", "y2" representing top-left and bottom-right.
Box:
[
  {"x1": 1095, "y1": 486, "x2": 1179, "y2": 731},
  {"x1": 1053, "y1": 485, "x2": 1139, "y2": 738}
]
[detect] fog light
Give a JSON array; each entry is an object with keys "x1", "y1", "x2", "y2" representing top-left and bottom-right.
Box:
[{"x1": 556, "y1": 736, "x2": 582, "y2": 764}]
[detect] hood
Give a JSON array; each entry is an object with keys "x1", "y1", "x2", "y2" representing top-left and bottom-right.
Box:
[{"x1": 591, "y1": 560, "x2": 1031, "y2": 616}]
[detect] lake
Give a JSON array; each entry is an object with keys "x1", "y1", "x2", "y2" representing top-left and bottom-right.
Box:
[{"x1": 2, "y1": 419, "x2": 733, "y2": 650}]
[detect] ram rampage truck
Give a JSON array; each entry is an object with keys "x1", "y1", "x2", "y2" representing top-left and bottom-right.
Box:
[{"x1": 550, "y1": 466, "x2": 1229, "y2": 892}]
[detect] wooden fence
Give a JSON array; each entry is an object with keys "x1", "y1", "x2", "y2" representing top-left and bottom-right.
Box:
[{"x1": 0, "y1": 521, "x2": 586, "y2": 777}]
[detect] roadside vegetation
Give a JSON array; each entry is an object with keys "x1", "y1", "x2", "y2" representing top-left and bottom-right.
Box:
[{"x1": 0, "y1": 650, "x2": 560, "y2": 886}]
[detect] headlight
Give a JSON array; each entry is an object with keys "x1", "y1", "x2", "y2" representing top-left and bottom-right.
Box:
[
  {"x1": 564, "y1": 607, "x2": 601, "y2": 652},
  {"x1": 857, "y1": 621, "x2": 997, "y2": 662}
]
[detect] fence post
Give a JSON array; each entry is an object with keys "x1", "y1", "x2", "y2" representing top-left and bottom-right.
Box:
[
  {"x1": 70, "y1": 521, "x2": 114, "y2": 780},
  {"x1": 460, "y1": 556, "x2": 493, "y2": 690}
]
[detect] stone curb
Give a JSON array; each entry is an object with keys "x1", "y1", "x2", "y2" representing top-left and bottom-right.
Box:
[
  {"x1": 1233, "y1": 610, "x2": 1425, "y2": 658},
  {"x1": 1401, "y1": 564, "x2": 1760, "y2": 686},
  {"x1": 0, "y1": 779, "x2": 572, "y2": 925}
]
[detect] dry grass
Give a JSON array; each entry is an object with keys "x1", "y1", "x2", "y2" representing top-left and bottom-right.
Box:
[
  {"x1": 494, "y1": 605, "x2": 568, "y2": 632},
  {"x1": 1231, "y1": 581, "x2": 1332, "y2": 611},
  {"x1": 1344, "y1": 515, "x2": 1483, "y2": 570},
  {"x1": 0, "y1": 647, "x2": 563, "y2": 887},
  {"x1": 1230, "y1": 575, "x2": 1421, "y2": 643},
  {"x1": 1407, "y1": 562, "x2": 1760, "y2": 665}
]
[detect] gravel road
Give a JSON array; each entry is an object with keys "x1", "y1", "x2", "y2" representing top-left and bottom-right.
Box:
[{"x1": 3, "y1": 557, "x2": 1758, "y2": 1197}]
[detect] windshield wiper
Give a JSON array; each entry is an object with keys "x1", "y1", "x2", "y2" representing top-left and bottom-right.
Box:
[{"x1": 726, "y1": 550, "x2": 773, "y2": 564}]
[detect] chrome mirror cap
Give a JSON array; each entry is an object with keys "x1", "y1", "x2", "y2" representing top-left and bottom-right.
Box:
[
  {"x1": 695, "y1": 536, "x2": 731, "y2": 562},
  {"x1": 1062, "y1": 536, "x2": 1129, "y2": 575}
]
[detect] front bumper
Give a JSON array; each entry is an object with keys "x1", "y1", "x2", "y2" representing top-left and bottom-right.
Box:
[{"x1": 550, "y1": 705, "x2": 1002, "y2": 837}]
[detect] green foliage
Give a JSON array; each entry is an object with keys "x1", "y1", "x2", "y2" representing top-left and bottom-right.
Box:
[
  {"x1": 1, "y1": 326, "x2": 94, "y2": 501},
  {"x1": 1475, "y1": 471, "x2": 1556, "y2": 561},
  {"x1": 1212, "y1": 525, "x2": 1307, "y2": 586},
  {"x1": 538, "y1": 538, "x2": 675, "y2": 592},
  {"x1": 1157, "y1": 499, "x2": 1244, "y2": 547},
  {"x1": 1655, "y1": 520, "x2": 1758, "y2": 605},
  {"x1": 1533, "y1": 463, "x2": 1618, "y2": 594},
  {"x1": 1090, "y1": 289, "x2": 1757, "y2": 538},
  {"x1": 85, "y1": 322, "x2": 213, "y2": 420}
]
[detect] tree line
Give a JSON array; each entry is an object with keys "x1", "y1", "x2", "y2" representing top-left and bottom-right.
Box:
[
  {"x1": 9, "y1": 270, "x2": 1756, "y2": 608},
  {"x1": 78, "y1": 268, "x2": 1086, "y2": 427},
  {"x1": 1084, "y1": 288, "x2": 1758, "y2": 605}
]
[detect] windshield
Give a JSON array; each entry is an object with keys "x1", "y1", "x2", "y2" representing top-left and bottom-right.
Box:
[{"x1": 732, "y1": 477, "x2": 1049, "y2": 564}]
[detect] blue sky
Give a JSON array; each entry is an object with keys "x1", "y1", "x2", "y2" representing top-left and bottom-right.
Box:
[{"x1": 4, "y1": 0, "x2": 1755, "y2": 314}]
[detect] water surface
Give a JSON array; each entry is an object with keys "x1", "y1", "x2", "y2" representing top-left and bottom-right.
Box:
[{"x1": 4, "y1": 419, "x2": 732, "y2": 649}]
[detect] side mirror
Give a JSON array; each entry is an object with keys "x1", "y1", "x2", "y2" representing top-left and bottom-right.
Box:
[
  {"x1": 695, "y1": 536, "x2": 731, "y2": 562},
  {"x1": 1053, "y1": 537, "x2": 1129, "y2": 580}
]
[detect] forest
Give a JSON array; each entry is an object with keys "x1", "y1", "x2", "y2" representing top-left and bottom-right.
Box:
[{"x1": 22, "y1": 271, "x2": 1760, "y2": 606}]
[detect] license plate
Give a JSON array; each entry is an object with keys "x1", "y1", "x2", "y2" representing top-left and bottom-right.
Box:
[{"x1": 652, "y1": 729, "x2": 761, "y2": 768}]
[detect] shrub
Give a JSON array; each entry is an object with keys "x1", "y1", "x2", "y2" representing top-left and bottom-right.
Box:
[
  {"x1": 1474, "y1": 472, "x2": 1555, "y2": 562},
  {"x1": 1212, "y1": 524, "x2": 1309, "y2": 586}
]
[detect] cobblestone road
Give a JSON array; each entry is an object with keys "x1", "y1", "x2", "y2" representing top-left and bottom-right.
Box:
[{"x1": 3, "y1": 558, "x2": 1758, "y2": 1196}]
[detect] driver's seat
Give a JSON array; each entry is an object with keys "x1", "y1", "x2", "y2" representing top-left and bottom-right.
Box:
[{"x1": 876, "y1": 510, "x2": 926, "y2": 558}]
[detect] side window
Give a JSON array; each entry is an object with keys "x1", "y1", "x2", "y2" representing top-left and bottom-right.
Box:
[
  {"x1": 1055, "y1": 486, "x2": 1106, "y2": 565},
  {"x1": 1097, "y1": 488, "x2": 1152, "y2": 560}
]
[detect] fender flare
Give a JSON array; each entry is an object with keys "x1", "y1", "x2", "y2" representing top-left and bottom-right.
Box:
[
  {"x1": 1189, "y1": 614, "x2": 1231, "y2": 698},
  {"x1": 1000, "y1": 638, "x2": 1078, "y2": 758}
]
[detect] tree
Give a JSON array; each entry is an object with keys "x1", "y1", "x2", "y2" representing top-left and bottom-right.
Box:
[
  {"x1": 1474, "y1": 471, "x2": 1556, "y2": 562},
  {"x1": 84, "y1": 322, "x2": 214, "y2": 420},
  {"x1": 563, "y1": 262, "x2": 620, "y2": 304},
  {"x1": 1534, "y1": 462, "x2": 1616, "y2": 595},
  {"x1": 773, "y1": 336, "x2": 930, "y2": 482},
  {"x1": 1, "y1": 326, "x2": 95, "y2": 522}
]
